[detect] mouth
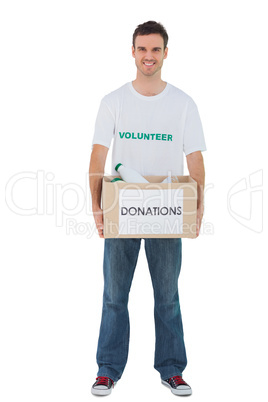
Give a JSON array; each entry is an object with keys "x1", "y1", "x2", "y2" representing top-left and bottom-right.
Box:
[{"x1": 143, "y1": 62, "x2": 156, "y2": 67}]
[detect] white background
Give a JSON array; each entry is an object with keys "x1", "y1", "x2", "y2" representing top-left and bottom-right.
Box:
[{"x1": 1, "y1": 1, "x2": 267, "y2": 401}]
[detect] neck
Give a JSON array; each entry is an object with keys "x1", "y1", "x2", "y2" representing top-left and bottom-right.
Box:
[{"x1": 132, "y1": 71, "x2": 167, "y2": 96}]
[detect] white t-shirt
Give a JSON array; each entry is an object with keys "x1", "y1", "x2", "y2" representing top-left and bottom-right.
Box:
[{"x1": 92, "y1": 82, "x2": 206, "y2": 176}]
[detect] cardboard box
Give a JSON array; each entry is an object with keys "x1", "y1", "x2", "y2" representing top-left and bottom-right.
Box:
[{"x1": 102, "y1": 175, "x2": 197, "y2": 238}]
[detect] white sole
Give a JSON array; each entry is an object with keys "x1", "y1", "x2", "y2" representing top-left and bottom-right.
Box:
[
  {"x1": 91, "y1": 382, "x2": 116, "y2": 396},
  {"x1": 91, "y1": 387, "x2": 112, "y2": 396},
  {"x1": 161, "y1": 380, "x2": 192, "y2": 396}
]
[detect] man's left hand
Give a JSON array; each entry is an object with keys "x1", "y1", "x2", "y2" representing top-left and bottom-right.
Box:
[{"x1": 196, "y1": 205, "x2": 204, "y2": 237}]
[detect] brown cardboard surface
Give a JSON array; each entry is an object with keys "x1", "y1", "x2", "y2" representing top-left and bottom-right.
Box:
[{"x1": 102, "y1": 175, "x2": 197, "y2": 238}]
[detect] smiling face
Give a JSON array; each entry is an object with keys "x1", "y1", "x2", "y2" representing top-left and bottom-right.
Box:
[{"x1": 132, "y1": 33, "x2": 168, "y2": 77}]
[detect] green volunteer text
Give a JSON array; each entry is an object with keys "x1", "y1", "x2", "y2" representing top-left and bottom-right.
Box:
[{"x1": 119, "y1": 132, "x2": 173, "y2": 141}]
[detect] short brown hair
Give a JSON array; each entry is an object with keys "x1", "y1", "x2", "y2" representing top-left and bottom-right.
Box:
[{"x1": 132, "y1": 21, "x2": 168, "y2": 49}]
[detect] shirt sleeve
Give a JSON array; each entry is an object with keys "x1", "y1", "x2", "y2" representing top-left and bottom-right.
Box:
[
  {"x1": 91, "y1": 98, "x2": 115, "y2": 149},
  {"x1": 183, "y1": 99, "x2": 207, "y2": 155}
]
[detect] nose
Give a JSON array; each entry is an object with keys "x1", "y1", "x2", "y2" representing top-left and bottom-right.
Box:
[{"x1": 144, "y1": 50, "x2": 154, "y2": 60}]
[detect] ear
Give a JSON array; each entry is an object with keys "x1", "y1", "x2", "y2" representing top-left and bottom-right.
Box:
[
  {"x1": 132, "y1": 45, "x2": 136, "y2": 58},
  {"x1": 164, "y1": 47, "x2": 168, "y2": 59}
]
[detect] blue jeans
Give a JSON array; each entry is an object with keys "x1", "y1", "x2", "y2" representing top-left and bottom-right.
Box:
[{"x1": 96, "y1": 238, "x2": 187, "y2": 382}]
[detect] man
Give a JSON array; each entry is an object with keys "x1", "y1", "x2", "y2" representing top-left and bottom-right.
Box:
[{"x1": 89, "y1": 21, "x2": 206, "y2": 396}]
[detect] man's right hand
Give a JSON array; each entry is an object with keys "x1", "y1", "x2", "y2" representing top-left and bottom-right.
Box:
[{"x1": 93, "y1": 207, "x2": 104, "y2": 238}]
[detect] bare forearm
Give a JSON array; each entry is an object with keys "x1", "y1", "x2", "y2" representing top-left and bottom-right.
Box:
[
  {"x1": 186, "y1": 151, "x2": 205, "y2": 237},
  {"x1": 186, "y1": 151, "x2": 205, "y2": 209},
  {"x1": 89, "y1": 174, "x2": 103, "y2": 210},
  {"x1": 89, "y1": 146, "x2": 107, "y2": 210},
  {"x1": 89, "y1": 145, "x2": 108, "y2": 238},
  {"x1": 191, "y1": 166, "x2": 205, "y2": 209}
]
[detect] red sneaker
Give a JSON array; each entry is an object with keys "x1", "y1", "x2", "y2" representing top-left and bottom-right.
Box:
[
  {"x1": 162, "y1": 375, "x2": 192, "y2": 395},
  {"x1": 91, "y1": 376, "x2": 115, "y2": 396}
]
